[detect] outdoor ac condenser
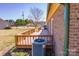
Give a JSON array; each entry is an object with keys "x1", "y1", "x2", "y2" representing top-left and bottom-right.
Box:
[{"x1": 32, "y1": 39, "x2": 47, "y2": 56}]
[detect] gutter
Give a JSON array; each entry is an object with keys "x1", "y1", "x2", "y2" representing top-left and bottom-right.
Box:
[{"x1": 64, "y1": 3, "x2": 70, "y2": 56}]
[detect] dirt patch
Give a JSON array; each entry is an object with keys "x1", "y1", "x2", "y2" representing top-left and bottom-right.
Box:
[{"x1": 0, "y1": 45, "x2": 14, "y2": 56}]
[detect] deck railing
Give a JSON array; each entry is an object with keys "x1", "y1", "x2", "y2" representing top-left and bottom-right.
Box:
[
  {"x1": 21, "y1": 27, "x2": 41, "y2": 35},
  {"x1": 15, "y1": 35, "x2": 53, "y2": 48},
  {"x1": 21, "y1": 28, "x2": 35, "y2": 35}
]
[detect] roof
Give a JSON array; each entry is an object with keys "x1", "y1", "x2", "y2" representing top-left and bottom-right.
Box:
[
  {"x1": 46, "y1": 3, "x2": 61, "y2": 23},
  {"x1": 0, "y1": 18, "x2": 10, "y2": 25}
]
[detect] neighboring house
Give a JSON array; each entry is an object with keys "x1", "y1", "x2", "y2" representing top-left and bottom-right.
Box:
[
  {"x1": 0, "y1": 18, "x2": 10, "y2": 29},
  {"x1": 34, "y1": 21, "x2": 46, "y2": 27},
  {"x1": 47, "y1": 3, "x2": 79, "y2": 56},
  {"x1": 5, "y1": 20, "x2": 15, "y2": 26},
  {"x1": 26, "y1": 24, "x2": 35, "y2": 27}
]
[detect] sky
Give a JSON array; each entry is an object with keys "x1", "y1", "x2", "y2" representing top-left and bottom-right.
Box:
[{"x1": 0, "y1": 3, "x2": 48, "y2": 21}]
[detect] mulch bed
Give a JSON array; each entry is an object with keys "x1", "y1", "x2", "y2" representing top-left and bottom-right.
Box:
[
  {"x1": 4, "y1": 47, "x2": 32, "y2": 56},
  {"x1": 4, "y1": 47, "x2": 54, "y2": 56}
]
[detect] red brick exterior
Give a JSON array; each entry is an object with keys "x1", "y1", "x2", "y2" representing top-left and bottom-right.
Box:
[
  {"x1": 69, "y1": 3, "x2": 79, "y2": 56},
  {"x1": 48, "y1": 3, "x2": 79, "y2": 56},
  {"x1": 48, "y1": 4, "x2": 64, "y2": 55}
]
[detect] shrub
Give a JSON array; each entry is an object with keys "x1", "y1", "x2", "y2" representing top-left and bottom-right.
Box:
[
  {"x1": 4, "y1": 27, "x2": 11, "y2": 29},
  {"x1": 15, "y1": 52, "x2": 29, "y2": 56},
  {"x1": 11, "y1": 47, "x2": 16, "y2": 52},
  {"x1": 11, "y1": 47, "x2": 30, "y2": 56}
]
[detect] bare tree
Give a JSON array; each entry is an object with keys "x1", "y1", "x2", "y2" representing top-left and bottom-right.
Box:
[{"x1": 30, "y1": 7, "x2": 43, "y2": 27}]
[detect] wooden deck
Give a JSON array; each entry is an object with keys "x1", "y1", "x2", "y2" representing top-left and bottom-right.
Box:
[
  {"x1": 15, "y1": 27, "x2": 53, "y2": 49},
  {"x1": 15, "y1": 35, "x2": 53, "y2": 49}
]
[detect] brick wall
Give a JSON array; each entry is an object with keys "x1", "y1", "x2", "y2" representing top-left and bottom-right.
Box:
[
  {"x1": 69, "y1": 3, "x2": 79, "y2": 56},
  {"x1": 47, "y1": 3, "x2": 79, "y2": 56},
  {"x1": 48, "y1": 4, "x2": 64, "y2": 55}
]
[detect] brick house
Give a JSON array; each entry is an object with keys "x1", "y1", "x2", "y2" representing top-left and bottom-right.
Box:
[
  {"x1": 47, "y1": 3, "x2": 79, "y2": 56},
  {"x1": 0, "y1": 18, "x2": 10, "y2": 29}
]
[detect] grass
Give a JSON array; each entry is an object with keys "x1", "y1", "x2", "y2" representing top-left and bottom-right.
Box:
[{"x1": 0, "y1": 27, "x2": 34, "y2": 51}]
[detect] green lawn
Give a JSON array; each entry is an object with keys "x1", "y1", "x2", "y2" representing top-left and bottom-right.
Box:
[{"x1": 0, "y1": 27, "x2": 32, "y2": 51}]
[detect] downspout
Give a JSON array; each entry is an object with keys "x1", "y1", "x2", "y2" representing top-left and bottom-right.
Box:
[{"x1": 64, "y1": 3, "x2": 70, "y2": 56}]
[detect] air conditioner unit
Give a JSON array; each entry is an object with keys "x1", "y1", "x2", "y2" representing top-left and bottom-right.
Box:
[{"x1": 32, "y1": 38, "x2": 47, "y2": 56}]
